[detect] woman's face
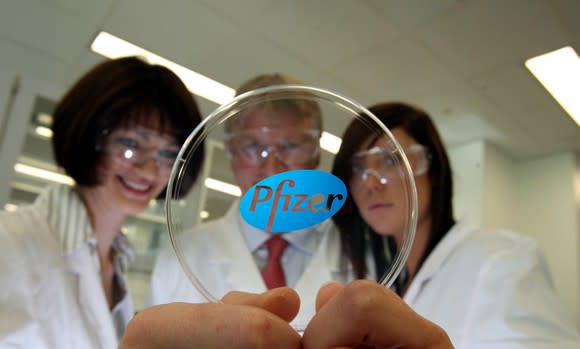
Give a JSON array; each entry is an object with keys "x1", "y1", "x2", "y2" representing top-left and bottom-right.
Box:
[
  {"x1": 349, "y1": 128, "x2": 432, "y2": 238},
  {"x1": 94, "y1": 124, "x2": 180, "y2": 215}
]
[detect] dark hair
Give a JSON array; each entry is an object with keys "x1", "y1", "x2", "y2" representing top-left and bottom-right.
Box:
[
  {"x1": 331, "y1": 102, "x2": 455, "y2": 285},
  {"x1": 51, "y1": 56, "x2": 204, "y2": 198}
]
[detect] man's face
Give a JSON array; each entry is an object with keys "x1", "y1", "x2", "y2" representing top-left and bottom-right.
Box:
[{"x1": 227, "y1": 107, "x2": 320, "y2": 194}]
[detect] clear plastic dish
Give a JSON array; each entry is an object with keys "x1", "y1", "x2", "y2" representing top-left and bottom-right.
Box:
[{"x1": 165, "y1": 85, "x2": 417, "y2": 332}]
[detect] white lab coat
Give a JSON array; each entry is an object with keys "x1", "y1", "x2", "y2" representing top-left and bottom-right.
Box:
[
  {"x1": 0, "y1": 185, "x2": 133, "y2": 349},
  {"x1": 404, "y1": 220, "x2": 580, "y2": 348},
  {"x1": 148, "y1": 202, "x2": 344, "y2": 329},
  {"x1": 149, "y1": 205, "x2": 579, "y2": 347}
]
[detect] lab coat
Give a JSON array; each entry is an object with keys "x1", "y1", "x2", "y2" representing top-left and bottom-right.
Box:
[
  {"x1": 149, "y1": 202, "x2": 579, "y2": 347},
  {"x1": 404, "y1": 220, "x2": 580, "y2": 348},
  {"x1": 148, "y1": 201, "x2": 344, "y2": 329},
  {"x1": 0, "y1": 185, "x2": 134, "y2": 349}
]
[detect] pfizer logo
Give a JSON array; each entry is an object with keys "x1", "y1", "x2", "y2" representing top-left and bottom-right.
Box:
[{"x1": 240, "y1": 170, "x2": 347, "y2": 232}]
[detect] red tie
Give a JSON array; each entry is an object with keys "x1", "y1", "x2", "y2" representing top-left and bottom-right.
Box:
[{"x1": 261, "y1": 236, "x2": 289, "y2": 289}]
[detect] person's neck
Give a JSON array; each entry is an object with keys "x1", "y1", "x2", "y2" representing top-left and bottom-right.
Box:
[
  {"x1": 403, "y1": 215, "x2": 432, "y2": 286},
  {"x1": 77, "y1": 187, "x2": 125, "y2": 259}
]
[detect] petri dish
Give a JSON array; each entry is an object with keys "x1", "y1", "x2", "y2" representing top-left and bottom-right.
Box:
[{"x1": 166, "y1": 85, "x2": 417, "y2": 332}]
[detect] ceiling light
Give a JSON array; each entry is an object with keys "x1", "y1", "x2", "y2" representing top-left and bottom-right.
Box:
[
  {"x1": 200, "y1": 210, "x2": 210, "y2": 219},
  {"x1": 12, "y1": 181, "x2": 44, "y2": 194},
  {"x1": 14, "y1": 163, "x2": 74, "y2": 185},
  {"x1": 525, "y1": 46, "x2": 580, "y2": 126},
  {"x1": 35, "y1": 126, "x2": 53, "y2": 138},
  {"x1": 91, "y1": 31, "x2": 235, "y2": 105},
  {"x1": 4, "y1": 203, "x2": 18, "y2": 212},
  {"x1": 37, "y1": 112, "x2": 53, "y2": 126},
  {"x1": 320, "y1": 131, "x2": 342, "y2": 154},
  {"x1": 205, "y1": 178, "x2": 241, "y2": 197}
]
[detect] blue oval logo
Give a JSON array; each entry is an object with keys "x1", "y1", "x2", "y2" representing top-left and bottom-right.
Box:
[{"x1": 240, "y1": 170, "x2": 347, "y2": 233}]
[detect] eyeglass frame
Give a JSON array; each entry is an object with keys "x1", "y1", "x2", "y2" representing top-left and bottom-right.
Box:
[
  {"x1": 225, "y1": 127, "x2": 321, "y2": 167},
  {"x1": 350, "y1": 144, "x2": 431, "y2": 187},
  {"x1": 95, "y1": 128, "x2": 180, "y2": 174}
]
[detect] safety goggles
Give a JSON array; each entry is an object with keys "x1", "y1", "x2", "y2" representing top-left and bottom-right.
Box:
[
  {"x1": 350, "y1": 144, "x2": 431, "y2": 187},
  {"x1": 98, "y1": 128, "x2": 180, "y2": 175},
  {"x1": 226, "y1": 127, "x2": 321, "y2": 167}
]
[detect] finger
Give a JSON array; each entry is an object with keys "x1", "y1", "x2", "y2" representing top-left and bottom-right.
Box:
[
  {"x1": 303, "y1": 280, "x2": 453, "y2": 349},
  {"x1": 119, "y1": 302, "x2": 301, "y2": 349},
  {"x1": 315, "y1": 282, "x2": 344, "y2": 312},
  {"x1": 222, "y1": 287, "x2": 300, "y2": 323}
]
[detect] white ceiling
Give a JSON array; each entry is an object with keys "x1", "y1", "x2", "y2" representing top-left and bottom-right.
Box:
[{"x1": 1, "y1": 0, "x2": 579, "y2": 159}]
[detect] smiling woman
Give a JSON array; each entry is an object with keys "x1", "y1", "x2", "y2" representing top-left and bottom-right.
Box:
[{"x1": 0, "y1": 56, "x2": 204, "y2": 349}]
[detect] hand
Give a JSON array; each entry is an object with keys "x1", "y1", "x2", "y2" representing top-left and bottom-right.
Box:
[
  {"x1": 119, "y1": 287, "x2": 301, "y2": 349},
  {"x1": 302, "y1": 280, "x2": 454, "y2": 349}
]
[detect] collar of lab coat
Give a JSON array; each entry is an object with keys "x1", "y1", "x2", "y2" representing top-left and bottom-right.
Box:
[
  {"x1": 404, "y1": 219, "x2": 476, "y2": 303},
  {"x1": 198, "y1": 200, "x2": 338, "y2": 296},
  {"x1": 29, "y1": 184, "x2": 134, "y2": 346},
  {"x1": 35, "y1": 184, "x2": 135, "y2": 272},
  {"x1": 232, "y1": 199, "x2": 325, "y2": 255}
]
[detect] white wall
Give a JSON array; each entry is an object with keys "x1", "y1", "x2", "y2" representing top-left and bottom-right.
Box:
[
  {"x1": 448, "y1": 140, "x2": 580, "y2": 327},
  {"x1": 449, "y1": 140, "x2": 518, "y2": 230},
  {"x1": 448, "y1": 140, "x2": 485, "y2": 226},
  {"x1": 512, "y1": 152, "x2": 580, "y2": 327},
  {"x1": 576, "y1": 153, "x2": 580, "y2": 326},
  {"x1": 0, "y1": 71, "x2": 16, "y2": 146},
  {"x1": 483, "y1": 142, "x2": 517, "y2": 231}
]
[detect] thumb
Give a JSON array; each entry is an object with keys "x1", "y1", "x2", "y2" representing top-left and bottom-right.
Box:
[
  {"x1": 315, "y1": 282, "x2": 344, "y2": 312},
  {"x1": 222, "y1": 287, "x2": 300, "y2": 323}
]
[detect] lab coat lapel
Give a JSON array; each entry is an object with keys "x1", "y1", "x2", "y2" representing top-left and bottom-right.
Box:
[
  {"x1": 293, "y1": 225, "x2": 339, "y2": 326},
  {"x1": 295, "y1": 226, "x2": 337, "y2": 293},
  {"x1": 404, "y1": 221, "x2": 475, "y2": 305},
  {"x1": 66, "y1": 244, "x2": 117, "y2": 349},
  {"x1": 208, "y1": 216, "x2": 267, "y2": 295}
]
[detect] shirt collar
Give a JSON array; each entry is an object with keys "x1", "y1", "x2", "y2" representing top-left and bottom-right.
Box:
[
  {"x1": 37, "y1": 184, "x2": 135, "y2": 271},
  {"x1": 229, "y1": 199, "x2": 326, "y2": 254}
]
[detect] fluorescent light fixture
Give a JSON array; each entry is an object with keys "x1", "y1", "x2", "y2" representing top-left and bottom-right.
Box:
[
  {"x1": 14, "y1": 163, "x2": 74, "y2": 186},
  {"x1": 35, "y1": 126, "x2": 53, "y2": 138},
  {"x1": 4, "y1": 203, "x2": 18, "y2": 212},
  {"x1": 320, "y1": 131, "x2": 342, "y2": 154},
  {"x1": 12, "y1": 181, "x2": 44, "y2": 194},
  {"x1": 205, "y1": 177, "x2": 241, "y2": 197},
  {"x1": 91, "y1": 31, "x2": 235, "y2": 105},
  {"x1": 37, "y1": 113, "x2": 53, "y2": 126},
  {"x1": 525, "y1": 46, "x2": 580, "y2": 126}
]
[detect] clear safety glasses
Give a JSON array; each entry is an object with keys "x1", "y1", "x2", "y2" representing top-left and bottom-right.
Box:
[
  {"x1": 226, "y1": 127, "x2": 321, "y2": 167},
  {"x1": 350, "y1": 144, "x2": 431, "y2": 188},
  {"x1": 98, "y1": 129, "x2": 180, "y2": 175}
]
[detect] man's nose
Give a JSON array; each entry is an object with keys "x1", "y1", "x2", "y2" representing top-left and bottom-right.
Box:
[{"x1": 261, "y1": 150, "x2": 287, "y2": 176}]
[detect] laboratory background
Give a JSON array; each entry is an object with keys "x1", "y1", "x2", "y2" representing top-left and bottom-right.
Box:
[{"x1": 0, "y1": 0, "x2": 578, "y2": 328}]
